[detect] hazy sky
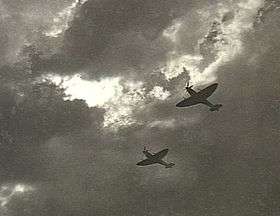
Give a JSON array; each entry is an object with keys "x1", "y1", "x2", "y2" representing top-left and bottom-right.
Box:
[{"x1": 0, "y1": 0, "x2": 279, "y2": 215}]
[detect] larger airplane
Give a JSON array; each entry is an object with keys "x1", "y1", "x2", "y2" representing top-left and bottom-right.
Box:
[
  {"x1": 176, "y1": 68, "x2": 222, "y2": 111},
  {"x1": 136, "y1": 147, "x2": 175, "y2": 168}
]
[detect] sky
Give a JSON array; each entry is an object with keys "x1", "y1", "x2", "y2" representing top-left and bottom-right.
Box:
[{"x1": 0, "y1": 0, "x2": 279, "y2": 215}]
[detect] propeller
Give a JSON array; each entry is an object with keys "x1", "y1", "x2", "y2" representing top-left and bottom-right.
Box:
[
  {"x1": 185, "y1": 81, "x2": 193, "y2": 89},
  {"x1": 144, "y1": 146, "x2": 150, "y2": 152},
  {"x1": 143, "y1": 146, "x2": 155, "y2": 154}
]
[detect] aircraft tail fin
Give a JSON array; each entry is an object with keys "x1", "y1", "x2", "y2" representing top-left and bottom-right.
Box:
[
  {"x1": 210, "y1": 104, "x2": 222, "y2": 111},
  {"x1": 165, "y1": 163, "x2": 175, "y2": 168}
]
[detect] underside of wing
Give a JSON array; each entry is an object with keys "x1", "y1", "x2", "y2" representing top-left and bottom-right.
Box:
[
  {"x1": 197, "y1": 83, "x2": 218, "y2": 98},
  {"x1": 136, "y1": 159, "x2": 156, "y2": 166},
  {"x1": 154, "y1": 149, "x2": 168, "y2": 159},
  {"x1": 176, "y1": 97, "x2": 199, "y2": 107},
  {"x1": 158, "y1": 160, "x2": 168, "y2": 166},
  {"x1": 201, "y1": 100, "x2": 214, "y2": 107}
]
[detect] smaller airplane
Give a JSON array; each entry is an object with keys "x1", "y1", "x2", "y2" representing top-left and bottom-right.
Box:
[
  {"x1": 176, "y1": 67, "x2": 222, "y2": 111},
  {"x1": 136, "y1": 147, "x2": 175, "y2": 168}
]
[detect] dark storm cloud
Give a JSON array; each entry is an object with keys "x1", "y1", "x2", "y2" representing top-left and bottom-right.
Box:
[
  {"x1": 0, "y1": 0, "x2": 65, "y2": 54},
  {"x1": 0, "y1": 80, "x2": 104, "y2": 184},
  {"x1": 60, "y1": 0, "x2": 211, "y2": 78},
  {"x1": 0, "y1": 0, "x2": 209, "y2": 80},
  {"x1": 1, "y1": 0, "x2": 74, "y2": 13},
  {"x1": 0, "y1": 0, "x2": 75, "y2": 80},
  {"x1": 254, "y1": 0, "x2": 280, "y2": 26}
]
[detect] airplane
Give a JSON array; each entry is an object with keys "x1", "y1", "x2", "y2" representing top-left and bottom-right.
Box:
[
  {"x1": 136, "y1": 147, "x2": 175, "y2": 168},
  {"x1": 176, "y1": 67, "x2": 222, "y2": 111}
]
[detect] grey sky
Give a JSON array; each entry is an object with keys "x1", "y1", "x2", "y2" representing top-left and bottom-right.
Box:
[{"x1": 0, "y1": 0, "x2": 279, "y2": 215}]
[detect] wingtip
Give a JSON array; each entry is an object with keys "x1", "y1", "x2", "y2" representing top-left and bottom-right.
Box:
[
  {"x1": 136, "y1": 162, "x2": 145, "y2": 166},
  {"x1": 176, "y1": 102, "x2": 183, "y2": 107}
]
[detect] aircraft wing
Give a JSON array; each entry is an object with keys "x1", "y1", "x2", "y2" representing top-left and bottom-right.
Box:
[
  {"x1": 136, "y1": 159, "x2": 156, "y2": 166},
  {"x1": 197, "y1": 83, "x2": 218, "y2": 99},
  {"x1": 201, "y1": 100, "x2": 214, "y2": 107},
  {"x1": 154, "y1": 149, "x2": 169, "y2": 159},
  {"x1": 176, "y1": 97, "x2": 199, "y2": 107},
  {"x1": 158, "y1": 160, "x2": 169, "y2": 166}
]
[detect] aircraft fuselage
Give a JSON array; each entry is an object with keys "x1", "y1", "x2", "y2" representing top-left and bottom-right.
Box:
[{"x1": 143, "y1": 150, "x2": 154, "y2": 159}]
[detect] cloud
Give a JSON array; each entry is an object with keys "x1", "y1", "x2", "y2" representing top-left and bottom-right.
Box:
[
  {"x1": 148, "y1": 86, "x2": 171, "y2": 100},
  {"x1": 0, "y1": 81, "x2": 103, "y2": 184},
  {"x1": 0, "y1": 0, "x2": 77, "y2": 65},
  {"x1": 0, "y1": 0, "x2": 279, "y2": 215},
  {"x1": 0, "y1": 183, "x2": 34, "y2": 208},
  {"x1": 46, "y1": 74, "x2": 122, "y2": 107},
  {"x1": 44, "y1": 0, "x2": 89, "y2": 37},
  {"x1": 148, "y1": 119, "x2": 176, "y2": 129},
  {"x1": 46, "y1": 74, "x2": 145, "y2": 129},
  {"x1": 160, "y1": 54, "x2": 203, "y2": 81},
  {"x1": 58, "y1": 0, "x2": 209, "y2": 79},
  {"x1": 254, "y1": 0, "x2": 280, "y2": 26},
  {"x1": 47, "y1": 74, "x2": 172, "y2": 130},
  {"x1": 162, "y1": 20, "x2": 183, "y2": 43},
  {"x1": 160, "y1": 0, "x2": 265, "y2": 86}
]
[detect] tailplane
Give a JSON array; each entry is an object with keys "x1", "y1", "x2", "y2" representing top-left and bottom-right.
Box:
[
  {"x1": 209, "y1": 104, "x2": 222, "y2": 111},
  {"x1": 165, "y1": 163, "x2": 175, "y2": 168}
]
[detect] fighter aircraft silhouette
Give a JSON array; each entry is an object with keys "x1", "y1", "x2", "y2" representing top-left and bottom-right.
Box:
[
  {"x1": 176, "y1": 67, "x2": 222, "y2": 111},
  {"x1": 136, "y1": 147, "x2": 175, "y2": 168}
]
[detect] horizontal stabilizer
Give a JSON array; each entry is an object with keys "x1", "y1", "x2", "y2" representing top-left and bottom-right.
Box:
[
  {"x1": 209, "y1": 104, "x2": 222, "y2": 111},
  {"x1": 165, "y1": 163, "x2": 175, "y2": 168}
]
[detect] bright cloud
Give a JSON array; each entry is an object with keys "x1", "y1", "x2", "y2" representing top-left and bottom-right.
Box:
[
  {"x1": 148, "y1": 86, "x2": 171, "y2": 100},
  {"x1": 46, "y1": 74, "x2": 148, "y2": 130},
  {"x1": 160, "y1": 54, "x2": 203, "y2": 81},
  {"x1": 162, "y1": 20, "x2": 182, "y2": 43},
  {"x1": 45, "y1": 0, "x2": 88, "y2": 37},
  {"x1": 160, "y1": 0, "x2": 264, "y2": 86},
  {"x1": 102, "y1": 81, "x2": 146, "y2": 129},
  {"x1": 0, "y1": 184, "x2": 34, "y2": 208},
  {"x1": 148, "y1": 119, "x2": 176, "y2": 129},
  {"x1": 46, "y1": 74, "x2": 174, "y2": 130},
  {"x1": 48, "y1": 74, "x2": 122, "y2": 107}
]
